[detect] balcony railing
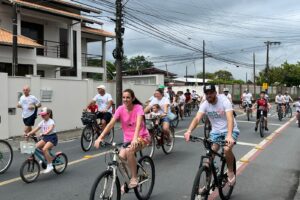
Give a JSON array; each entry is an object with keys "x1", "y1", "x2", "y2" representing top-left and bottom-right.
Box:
[
  {"x1": 37, "y1": 40, "x2": 68, "y2": 58},
  {"x1": 82, "y1": 53, "x2": 103, "y2": 67}
]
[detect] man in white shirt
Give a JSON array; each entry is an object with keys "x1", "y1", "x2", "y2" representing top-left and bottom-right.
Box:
[
  {"x1": 17, "y1": 85, "x2": 41, "y2": 134},
  {"x1": 223, "y1": 88, "x2": 236, "y2": 117},
  {"x1": 283, "y1": 92, "x2": 293, "y2": 105},
  {"x1": 242, "y1": 89, "x2": 253, "y2": 109},
  {"x1": 184, "y1": 84, "x2": 239, "y2": 186},
  {"x1": 275, "y1": 91, "x2": 285, "y2": 113},
  {"x1": 293, "y1": 97, "x2": 300, "y2": 124},
  {"x1": 178, "y1": 91, "x2": 186, "y2": 120},
  {"x1": 89, "y1": 85, "x2": 114, "y2": 129}
]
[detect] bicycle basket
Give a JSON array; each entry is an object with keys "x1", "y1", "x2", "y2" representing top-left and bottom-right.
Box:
[
  {"x1": 145, "y1": 119, "x2": 155, "y2": 130},
  {"x1": 20, "y1": 141, "x2": 36, "y2": 154},
  {"x1": 81, "y1": 112, "x2": 97, "y2": 125}
]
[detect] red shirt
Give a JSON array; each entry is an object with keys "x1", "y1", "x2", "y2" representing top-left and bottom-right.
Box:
[
  {"x1": 185, "y1": 92, "x2": 191, "y2": 103},
  {"x1": 88, "y1": 104, "x2": 98, "y2": 113},
  {"x1": 256, "y1": 98, "x2": 268, "y2": 111}
]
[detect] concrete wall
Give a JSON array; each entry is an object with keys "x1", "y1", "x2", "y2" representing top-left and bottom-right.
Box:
[
  {"x1": 0, "y1": 46, "x2": 36, "y2": 66},
  {"x1": 123, "y1": 74, "x2": 164, "y2": 85},
  {"x1": 123, "y1": 82, "x2": 158, "y2": 104}
]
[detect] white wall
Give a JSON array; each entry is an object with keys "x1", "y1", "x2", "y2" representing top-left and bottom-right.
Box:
[
  {"x1": 0, "y1": 46, "x2": 36, "y2": 65},
  {"x1": 0, "y1": 3, "x2": 13, "y2": 31},
  {"x1": 172, "y1": 86, "x2": 219, "y2": 96},
  {"x1": 123, "y1": 82, "x2": 158, "y2": 103},
  {"x1": 123, "y1": 74, "x2": 164, "y2": 85}
]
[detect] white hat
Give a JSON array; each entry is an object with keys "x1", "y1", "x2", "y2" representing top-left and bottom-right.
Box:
[
  {"x1": 39, "y1": 107, "x2": 52, "y2": 116},
  {"x1": 97, "y1": 85, "x2": 106, "y2": 90}
]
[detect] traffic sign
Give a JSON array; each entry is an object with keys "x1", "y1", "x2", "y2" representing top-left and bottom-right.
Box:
[{"x1": 262, "y1": 83, "x2": 268, "y2": 89}]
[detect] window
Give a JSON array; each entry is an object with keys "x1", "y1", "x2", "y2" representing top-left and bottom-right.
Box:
[
  {"x1": 21, "y1": 21, "x2": 44, "y2": 55},
  {"x1": 37, "y1": 70, "x2": 45, "y2": 77},
  {"x1": 0, "y1": 63, "x2": 33, "y2": 76}
]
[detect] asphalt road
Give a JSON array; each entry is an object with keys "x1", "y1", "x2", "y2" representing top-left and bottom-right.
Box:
[{"x1": 0, "y1": 106, "x2": 299, "y2": 200}]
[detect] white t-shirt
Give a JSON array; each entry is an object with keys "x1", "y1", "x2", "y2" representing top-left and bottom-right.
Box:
[
  {"x1": 149, "y1": 97, "x2": 171, "y2": 114},
  {"x1": 284, "y1": 95, "x2": 292, "y2": 103},
  {"x1": 225, "y1": 93, "x2": 232, "y2": 101},
  {"x1": 242, "y1": 93, "x2": 252, "y2": 103},
  {"x1": 275, "y1": 95, "x2": 284, "y2": 104},
  {"x1": 179, "y1": 95, "x2": 186, "y2": 104},
  {"x1": 294, "y1": 101, "x2": 300, "y2": 112},
  {"x1": 164, "y1": 92, "x2": 170, "y2": 100},
  {"x1": 18, "y1": 95, "x2": 40, "y2": 118},
  {"x1": 38, "y1": 118, "x2": 56, "y2": 135},
  {"x1": 198, "y1": 94, "x2": 239, "y2": 134},
  {"x1": 93, "y1": 93, "x2": 113, "y2": 113},
  {"x1": 191, "y1": 92, "x2": 198, "y2": 99}
]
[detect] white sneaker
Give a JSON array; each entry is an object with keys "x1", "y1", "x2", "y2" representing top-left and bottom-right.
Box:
[{"x1": 43, "y1": 164, "x2": 53, "y2": 174}]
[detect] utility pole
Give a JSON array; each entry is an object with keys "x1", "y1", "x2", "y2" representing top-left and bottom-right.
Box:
[
  {"x1": 165, "y1": 64, "x2": 168, "y2": 81},
  {"x1": 264, "y1": 41, "x2": 281, "y2": 84},
  {"x1": 253, "y1": 52, "x2": 256, "y2": 98},
  {"x1": 203, "y1": 40, "x2": 205, "y2": 86},
  {"x1": 114, "y1": 0, "x2": 124, "y2": 106},
  {"x1": 12, "y1": 3, "x2": 18, "y2": 76},
  {"x1": 185, "y1": 66, "x2": 188, "y2": 85}
]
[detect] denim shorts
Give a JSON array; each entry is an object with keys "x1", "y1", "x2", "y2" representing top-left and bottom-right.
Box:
[
  {"x1": 209, "y1": 131, "x2": 239, "y2": 144},
  {"x1": 42, "y1": 134, "x2": 58, "y2": 146},
  {"x1": 160, "y1": 116, "x2": 170, "y2": 124}
]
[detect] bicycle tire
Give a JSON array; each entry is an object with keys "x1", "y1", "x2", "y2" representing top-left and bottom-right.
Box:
[
  {"x1": 288, "y1": 107, "x2": 293, "y2": 118},
  {"x1": 204, "y1": 122, "x2": 211, "y2": 139},
  {"x1": 140, "y1": 134, "x2": 155, "y2": 158},
  {"x1": 0, "y1": 140, "x2": 13, "y2": 174},
  {"x1": 162, "y1": 127, "x2": 175, "y2": 154},
  {"x1": 219, "y1": 157, "x2": 236, "y2": 200},
  {"x1": 20, "y1": 159, "x2": 40, "y2": 183},
  {"x1": 134, "y1": 156, "x2": 155, "y2": 200},
  {"x1": 259, "y1": 116, "x2": 264, "y2": 138},
  {"x1": 90, "y1": 170, "x2": 121, "y2": 200},
  {"x1": 247, "y1": 109, "x2": 250, "y2": 121},
  {"x1": 278, "y1": 109, "x2": 283, "y2": 121},
  {"x1": 53, "y1": 153, "x2": 68, "y2": 174},
  {"x1": 81, "y1": 126, "x2": 94, "y2": 152},
  {"x1": 190, "y1": 166, "x2": 211, "y2": 200}
]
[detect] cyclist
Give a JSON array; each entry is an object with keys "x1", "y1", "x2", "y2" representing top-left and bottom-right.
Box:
[
  {"x1": 25, "y1": 107, "x2": 57, "y2": 173},
  {"x1": 223, "y1": 88, "x2": 237, "y2": 117},
  {"x1": 184, "y1": 84, "x2": 239, "y2": 186},
  {"x1": 293, "y1": 97, "x2": 300, "y2": 124},
  {"x1": 88, "y1": 85, "x2": 113, "y2": 130},
  {"x1": 275, "y1": 91, "x2": 285, "y2": 114},
  {"x1": 95, "y1": 89, "x2": 150, "y2": 188},
  {"x1": 185, "y1": 89, "x2": 192, "y2": 104},
  {"x1": 17, "y1": 85, "x2": 41, "y2": 135},
  {"x1": 167, "y1": 86, "x2": 176, "y2": 103},
  {"x1": 283, "y1": 92, "x2": 293, "y2": 115},
  {"x1": 242, "y1": 89, "x2": 253, "y2": 111},
  {"x1": 178, "y1": 91, "x2": 186, "y2": 120},
  {"x1": 253, "y1": 91, "x2": 272, "y2": 132},
  {"x1": 145, "y1": 89, "x2": 171, "y2": 140}
]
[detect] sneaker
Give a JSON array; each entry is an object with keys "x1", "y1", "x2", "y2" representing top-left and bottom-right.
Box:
[
  {"x1": 265, "y1": 127, "x2": 269, "y2": 131},
  {"x1": 255, "y1": 127, "x2": 258, "y2": 132},
  {"x1": 43, "y1": 164, "x2": 53, "y2": 174}
]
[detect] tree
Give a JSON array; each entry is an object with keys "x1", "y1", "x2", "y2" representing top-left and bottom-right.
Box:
[
  {"x1": 214, "y1": 70, "x2": 234, "y2": 81},
  {"x1": 106, "y1": 61, "x2": 116, "y2": 80},
  {"x1": 123, "y1": 55, "x2": 154, "y2": 71},
  {"x1": 197, "y1": 72, "x2": 215, "y2": 79}
]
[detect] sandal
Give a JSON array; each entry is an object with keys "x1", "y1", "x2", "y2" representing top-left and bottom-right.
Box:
[
  {"x1": 128, "y1": 178, "x2": 138, "y2": 188},
  {"x1": 228, "y1": 175, "x2": 236, "y2": 186}
]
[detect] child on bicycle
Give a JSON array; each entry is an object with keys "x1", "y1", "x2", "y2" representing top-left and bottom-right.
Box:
[
  {"x1": 87, "y1": 101, "x2": 98, "y2": 113},
  {"x1": 150, "y1": 104, "x2": 163, "y2": 125},
  {"x1": 25, "y1": 107, "x2": 57, "y2": 173}
]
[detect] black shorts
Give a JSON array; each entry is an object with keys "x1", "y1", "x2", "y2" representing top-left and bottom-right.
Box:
[
  {"x1": 257, "y1": 110, "x2": 267, "y2": 119},
  {"x1": 243, "y1": 104, "x2": 252, "y2": 109},
  {"x1": 23, "y1": 112, "x2": 37, "y2": 127},
  {"x1": 42, "y1": 134, "x2": 58, "y2": 146},
  {"x1": 97, "y1": 112, "x2": 112, "y2": 123}
]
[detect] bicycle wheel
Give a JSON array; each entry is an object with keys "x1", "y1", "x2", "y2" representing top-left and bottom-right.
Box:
[
  {"x1": 278, "y1": 109, "x2": 283, "y2": 121},
  {"x1": 190, "y1": 166, "x2": 211, "y2": 200},
  {"x1": 104, "y1": 127, "x2": 114, "y2": 144},
  {"x1": 53, "y1": 153, "x2": 68, "y2": 174},
  {"x1": 0, "y1": 140, "x2": 13, "y2": 174},
  {"x1": 259, "y1": 117, "x2": 264, "y2": 138},
  {"x1": 219, "y1": 158, "x2": 236, "y2": 200},
  {"x1": 134, "y1": 156, "x2": 155, "y2": 200},
  {"x1": 20, "y1": 159, "x2": 40, "y2": 183},
  {"x1": 247, "y1": 109, "x2": 250, "y2": 121},
  {"x1": 81, "y1": 126, "x2": 94, "y2": 152},
  {"x1": 162, "y1": 127, "x2": 175, "y2": 154},
  {"x1": 204, "y1": 122, "x2": 211, "y2": 139},
  {"x1": 140, "y1": 134, "x2": 155, "y2": 158},
  {"x1": 288, "y1": 107, "x2": 293, "y2": 118},
  {"x1": 90, "y1": 170, "x2": 121, "y2": 200}
]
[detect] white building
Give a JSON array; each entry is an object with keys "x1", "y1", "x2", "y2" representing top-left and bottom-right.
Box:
[{"x1": 0, "y1": 0, "x2": 115, "y2": 80}]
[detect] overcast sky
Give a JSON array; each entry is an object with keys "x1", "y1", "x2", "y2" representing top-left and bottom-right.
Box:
[{"x1": 84, "y1": 0, "x2": 300, "y2": 81}]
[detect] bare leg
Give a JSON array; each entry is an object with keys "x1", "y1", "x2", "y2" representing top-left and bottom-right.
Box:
[
  {"x1": 42, "y1": 142, "x2": 54, "y2": 164},
  {"x1": 162, "y1": 122, "x2": 170, "y2": 138},
  {"x1": 24, "y1": 126, "x2": 32, "y2": 134},
  {"x1": 224, "y1": 145, "x2": 235, "y2": 180}
]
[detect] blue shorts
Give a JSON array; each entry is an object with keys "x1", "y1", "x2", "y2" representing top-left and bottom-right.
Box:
[
  {"x1": 160, "y1": 116, "x2": 170, "y2": 124},
  {"x1": 42, "y1": 134, "x2": 58, "y2": 146},
  {"x1": 210, "y1": 131, "x2": 239, "y2": 144}
]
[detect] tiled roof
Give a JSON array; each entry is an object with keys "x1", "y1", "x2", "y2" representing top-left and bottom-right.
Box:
[
  {"x1": 50, "y1": 0, "x2": 101, "y2": 14},
  {"x1": 0, "y1": 27, "x2": 43, "y2": 48},
  {"x1": 12, "y1": 0, "x2": 103, "y2": 25},
  {"x1": 82, "y1": 26, "x2": 115, "y2": 38}
]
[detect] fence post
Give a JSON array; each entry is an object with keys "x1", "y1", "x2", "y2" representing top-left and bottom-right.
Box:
[{"x1": 0, "y1": 73, "x2": 9, "y2": 139}]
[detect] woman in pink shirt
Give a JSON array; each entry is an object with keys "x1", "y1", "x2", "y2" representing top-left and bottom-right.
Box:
[{"x1": 95, "y1": 89, "x2": 150, "y2": 188}]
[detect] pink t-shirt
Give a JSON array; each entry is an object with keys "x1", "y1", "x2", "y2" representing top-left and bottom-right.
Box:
[{"x1": 114, "y1": 104, "x2": 150, "y2": 142}]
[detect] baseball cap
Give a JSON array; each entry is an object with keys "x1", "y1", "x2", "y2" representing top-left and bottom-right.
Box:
[
  {"x1": 203, "y1": 84, "x2": 216, "y2": 94},
  {"x1": 40, "y1": 107, "x2": 52, "y2": 116},
  {"x1": 223, "y1": 88, "x2": 229, "y2": 92},
  {"x1": 158, "y1": 85, "x2": 165, "y2": 89},
  {"x1": 97, "y1": 85, "x2": 106, "y2": 90}
]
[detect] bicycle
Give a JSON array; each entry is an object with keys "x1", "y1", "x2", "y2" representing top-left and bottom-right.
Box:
[
  {"x1": 143, "y1": 116, "x2": 175, "y2": 158},
  {"x1": 81, "y1": 111, "x2": 114, "y2": 152},
  {"x1": 0, "y1": 140, "x2": 13, "y2": 174},
  {"x1": 189, "y1": 135, "x2": 236, "y2": 200},
  {"x1": 285, "y1": 103, "x2": 293, "y2": 118},
  {"x1": 89, "y1": 142, "x2": 155, "y2": 200},
  {"x1": 277, "y1": 104, "x2": 284, "y2": 121},
  {"x1": 202, "y1": 115, "x2": 211, "y2": 139},
  {"x1": 19, "y1": 136, "x2": 68, "y2": 183},
  {"x1": 243, "y1": 101, "x2": 252, "y2": 121},
  {"x1": 258, "y1": 109, "x2": 265, "y2": 138},
  {"x1": 170, "y1": 105, "x2": 180, "y2": 128},
  {"x1": 191, "y1": 99, "x2": 200, "y2": 111},
  {"x1": 184, "y1": 103, "x2": 192, "y2": 117}
]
